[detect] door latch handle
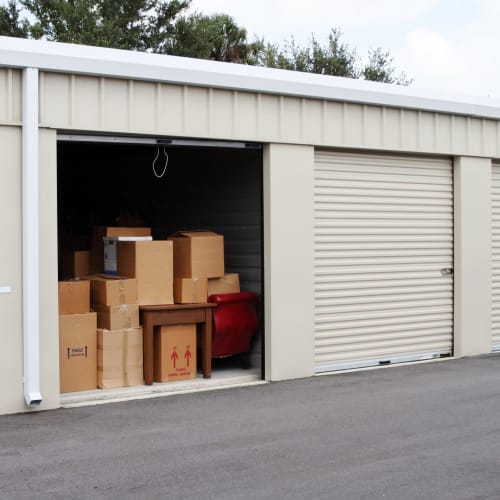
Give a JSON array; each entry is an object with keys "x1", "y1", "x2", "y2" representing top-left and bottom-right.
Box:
[{"x1": 440, "y1": 268, "x2": 453, "y2": 276}]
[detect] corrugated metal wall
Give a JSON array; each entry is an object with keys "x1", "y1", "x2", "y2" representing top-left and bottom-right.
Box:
[
  {"x1": 314, "y1": 151, "x2": 454, "y2": 371},
  {"x1": 40, "y1": 72, "x2": 500, "y2": 159},
  {"x1": 0, "y1": 68, "x2": 21, "y2": 125},
  {"x1": 492, "y1": 163, "x2": 500, "y2": 350}
]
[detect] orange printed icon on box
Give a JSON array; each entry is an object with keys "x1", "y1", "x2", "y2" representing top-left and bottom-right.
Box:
[
  {"x1": 171, "y1": 346, "x2": 179, "y2": 368},
  {"x1": 184, "y1": 345, "x2": 192, "y2": 367},
  {"x1": 154, "y1": 324, "x2": 197, "y2": 382}
]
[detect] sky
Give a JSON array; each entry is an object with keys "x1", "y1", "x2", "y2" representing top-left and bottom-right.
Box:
[{"x1": 189, "y1": 0, "x2": 500, "y2": 100}]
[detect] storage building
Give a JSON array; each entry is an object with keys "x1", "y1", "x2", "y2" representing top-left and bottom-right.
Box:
[{"x1": 0, "y1": 36, "x2": 497, "y2": 415}]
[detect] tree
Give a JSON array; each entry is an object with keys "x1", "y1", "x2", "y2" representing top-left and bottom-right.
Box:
[
  {"x1": 0, "y1": 0, "x2": 191, "y2": 51},
  {"x1": 362, "y1": 47, "x2": 411, "y2": 85},
  {"x1": 167, "y1": 12, "x2": 248, "y2": 62},
  {"x1": 0, "y1": 0, "x2": 30, "y2": 37},
  {"x1": 248, "y1": 28, "x2": 411, "y2": 85},
  {"x1": 0, "y1": 2, "x2": 411, "y2": 85}
]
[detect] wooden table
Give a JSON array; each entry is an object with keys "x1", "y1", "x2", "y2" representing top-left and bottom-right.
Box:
[{"x1": 139, "y1": 303, "x2": 217, "y2": 385}]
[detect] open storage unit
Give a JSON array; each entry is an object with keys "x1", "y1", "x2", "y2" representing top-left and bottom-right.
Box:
[{"x1": 57, "y1": 135, "x2": 265, "y2": 395}]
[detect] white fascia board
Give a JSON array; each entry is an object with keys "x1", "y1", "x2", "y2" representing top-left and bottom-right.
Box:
[{"x1": 2, "y1": 36, "x2": 500, "y2": 120}]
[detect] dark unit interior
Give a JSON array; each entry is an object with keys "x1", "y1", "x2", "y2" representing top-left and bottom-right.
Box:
[{"x1": 57, "y1": 138, "x2": 264, "y2": 374}]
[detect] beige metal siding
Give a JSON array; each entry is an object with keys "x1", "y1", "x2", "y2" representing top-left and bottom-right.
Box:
[
  {"x1": 314, "y1": 151, "x2": 453, "y2": 371},
  {"x1": 0, "y1": 69, "x2": 21, "y2": 125},
  {"x1": 492, "y1": 163, "x2": 500, "y2": 350},
  {"x1": 38, "y1": 72, "x2": 500, "y2": 159},
  {"x1": 0, "y1": 126, "x2": 23, "y2": 414}
]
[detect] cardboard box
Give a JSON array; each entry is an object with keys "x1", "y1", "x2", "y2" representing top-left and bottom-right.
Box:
[
  {"x1": 90, "y1": 226, "x2": 152, "y2": 274},
  {"x1": 168, "y1": 231, "x2": 224, "y2": 279},
  {"x1": 97, "y1": 327, "x2": 144, "y2": 389},
  {"x1": 60, "y1": 250, "x2": 90, "y2": 279},
  {"x1": 207, "y1": 273, "x2": 240, "y2": 296},
  {"x1": 90, "y1": 274, "x2": 137, "y2": 306},
  {"x1": 174, "y1": 277, "x2": 208, "y2": 304},
  {"x1": 59, "y1": 312, "x2": 97, "y2": 393},
  {"x1": 93, "y1": 303, "x2": 139, "y2": 330},
  {"x1": 104, "y1": 236, "x2": 153, "y2": 274},
  {"x1": 154, "y1": 324, "x2": 197, "y2": 382},
  {"x1": 117, "y1": 240, "x2": 174, "y2": 305},
  {"x1": 58, "y1": 279, "x2": 90, "y2": 315}
]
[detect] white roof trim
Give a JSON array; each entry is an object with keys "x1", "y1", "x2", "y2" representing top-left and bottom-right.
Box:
[{"x1": 2, "y1": 36, "x2": 500, "y2": 119}]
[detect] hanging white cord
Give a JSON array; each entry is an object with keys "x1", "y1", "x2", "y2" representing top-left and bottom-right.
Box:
[{"x1": 152, "y1": 146, "x2": 168, "y2": 178}]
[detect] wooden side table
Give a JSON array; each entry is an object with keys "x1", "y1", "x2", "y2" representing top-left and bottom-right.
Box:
[{"x1": 139, "y1": 303, "x2": 217, "y2": 385}]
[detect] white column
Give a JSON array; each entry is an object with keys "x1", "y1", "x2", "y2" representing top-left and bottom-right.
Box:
[
  {"x1": 263, "y1": 143, "x2": 315, "y2": 380},
  {"x1": 454, "y1": 156, "x2": 492, "y2": 356}
]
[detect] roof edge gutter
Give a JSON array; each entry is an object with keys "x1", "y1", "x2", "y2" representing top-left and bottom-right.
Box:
[{"x1": 22, "y1": 67, "x2": 42, "y2": 407}]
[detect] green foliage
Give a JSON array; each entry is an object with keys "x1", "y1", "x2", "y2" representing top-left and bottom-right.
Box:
[
  {"x1": 167, "y1": 13, "x2": 248, "y2": 61},
  {"x1": 248, "y1": 29, "x2": 410, "y2": 85},
  {"x1": 0, "y1": 0, "x2": 30, "y2": 37},
  {"x1": 1, "y1": 0, "x2": 190, "y2": 50},
  {"x1": 0, "y1": 1, "x2": 411, "y2": 85},
  {"x1": 362, "y1": 47, "x2": 412, "y2": 85}
]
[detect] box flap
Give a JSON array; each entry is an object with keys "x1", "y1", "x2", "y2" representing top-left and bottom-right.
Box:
[{"x1": 170, "y1": 230, "x2": 220, "y2": 239}]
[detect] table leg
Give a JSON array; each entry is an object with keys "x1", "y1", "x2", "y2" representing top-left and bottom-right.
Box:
[
  {"x1": 202, "y1": 308, "x2": 213, "y2": 378},
  {"x1": 142, "y1": 313, "x2": 154, "y2": 385}
]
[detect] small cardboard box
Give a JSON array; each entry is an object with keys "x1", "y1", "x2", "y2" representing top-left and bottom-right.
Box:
[
  {"x1": 207, "y1": 273, "x2": 240, "y2": 296},
  {"x1": 168, "y1": 231, "x2": 224, "y2": 279},
  {"x1": 90, "y1": 274, "x2": 137, "y2": 306},
  {"x1": 90, "y1": 226, "x2": 152, "y2": 274},
  {"x1": 58, "y1": 279, "x2": 90, "y2": 315},
  {"x1": 93, "y1": 303, "x2": 139, "y2": 330},
  {"x1": 59, "y1": 312, "x2": 97, "y2": 393},
  {"x1": 117, "y1": 240, "x2": 174, "y2": 305},
  {"x1": 97, "y1": 327, "x2": 144, "y2": 389},
  {"x1": 60, "y1": 250, "x2": 90, "y2": 279},
  {"x1": 154, "y1": 324, "x2": 197, "y2": 382},
  {"x1": 174, "y1": 277, "x2": 208, "y2": 304}
]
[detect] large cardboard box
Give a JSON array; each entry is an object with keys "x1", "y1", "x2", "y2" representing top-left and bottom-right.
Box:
[
  {"x1": 90, "y1": 226, "x2": 152, "y2": 274},
  {"x1": 154, "y1": 324, "x2": 197, "y2": 382},
  {"x1": 59, "y1": 312, "x2": 97, "y2": 393},
  {"x1": 117, "y1": 240, "x2": 174, "y2": 305},
  {"x1": 168, "y1": 231, "x2": 224, "y2": 279},
  {"x1": 58, "y1": 279, "x2": 90, "y2": 315},
  {"x1": 174, "y1": 277, "x2": 208, "y2": 304},
  {"x1": 60, "y1": 250, "x2": 90, "y2": 279},
  {"x1": 207, "y1": 273, "x2": 240, "y2": 296},
  {"x1": 90, "y1": 274, "x2": 137, "y2": 306},
  {"x1": 93, "y1": 303, "x2": 139, "y2": 330},
  {"x1": 97, "y1": 327, "x2": 144, "y2": 389}
]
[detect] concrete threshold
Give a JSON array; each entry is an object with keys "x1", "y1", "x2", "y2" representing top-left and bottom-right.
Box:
[{"x1": 61, "y1": 372, "x2": 267, "y2": 408}]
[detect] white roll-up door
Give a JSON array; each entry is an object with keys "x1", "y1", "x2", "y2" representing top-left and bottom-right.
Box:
[
  {"x1": 314, "y1": 151, "x2": 454, "y2": 372},
  {"x1": 492, "y1": 164, "x2": 500, "y2": 351}
]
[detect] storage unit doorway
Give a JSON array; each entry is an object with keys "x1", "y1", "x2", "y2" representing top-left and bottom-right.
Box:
[
  {"x1": 314, "y1": 151, "x2": 454, "y2": 372},
  {"x1": 57, "y1": 134, "x2": 265, "y2": 391}
]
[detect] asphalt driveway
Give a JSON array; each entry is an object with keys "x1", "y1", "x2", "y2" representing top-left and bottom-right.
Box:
[{"x1": 1, "y1": 355, "x2": 500, "y2": 499}]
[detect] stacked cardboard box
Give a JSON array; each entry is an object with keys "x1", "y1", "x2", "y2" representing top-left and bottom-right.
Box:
[
  {"x1": 207, "y1": 273, "x2": 240, "y2": 296},
  {"x1": 117, "y1": 240, "x2": 174, "y2": 305},
  {"x1": 168, "y1": 231, "x2": 225, "y2": 304},
  {"x1": 90, "y1": 274, "x2": 144, "y2": 389},
  {"x1": 59, "y1": 250, "x2": 90, "y2": 279},
  {"x1": 90, "y1": 226, "x2": 152, "y2": 274},
  {"x1": 58, "y1": 279, "x2": 97, "y2": 393}
]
